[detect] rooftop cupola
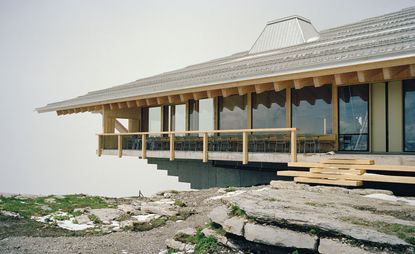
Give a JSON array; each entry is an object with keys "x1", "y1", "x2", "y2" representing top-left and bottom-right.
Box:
[{"x1": 249, "y1": 15, "x2": 320, "y2": 54}]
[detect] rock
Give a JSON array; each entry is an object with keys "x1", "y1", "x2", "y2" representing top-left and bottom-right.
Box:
[
  {"x1": 201, "y1": 228, "x2": 236, "y2": 249},
  {"x1": 223, "y1": 217, "x2": 246, "y2": 236},
  {"x1": 318, "y1": 238, "x2": 385, "y2": 254},
  {"x1": 244, "y1": 223, "x2": 318, "y2": 250},
  {"x1": 163, "y1": 192, "x2": 173, "y2": 198},
  {"x1": 120, "y1": 220, "x2": 134, "y2": 229},
  {"x1": 141, "y1": 204, "x2": 177, "y2": 217},
  {"x1": 44, "y1": 198, "x2": 56, "y2": 203},
  {"x1": 40, "y1": 205, "x2": 52, "y2": 211},
  {"x1": 176, "y1": 227, "x2": 197, "y2": 236},
  {"x1": 73, "y1": 208, "x2": 87, "y2": 213},
  {"x1": 208, "y1": 206, "x2": 229, "y2": 225},
  {"x1": 132, "y1": 214, "x2": 161, "y2": 223},
  {"x1": 89, "y1": 208, "x2": 124, "y2": 222},
  {"x1": 75, "y1": 215, "x2": 90, "y2": 224},
  {"x1": 117, "y1": 204, "x2": 136, "y2": 214},
  {"x1": 165, "y1": 239, "x2": 185, "y2": 250},
  {"x1": 0, "y1": 210, "x2": 22, "y2": 219}
]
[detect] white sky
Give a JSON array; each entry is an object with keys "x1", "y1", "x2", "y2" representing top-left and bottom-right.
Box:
[{"x1": 0, "y1": 0, "x2": 414, "y2": 197}]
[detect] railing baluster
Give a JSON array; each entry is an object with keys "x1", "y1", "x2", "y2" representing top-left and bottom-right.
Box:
[
  {"x1": 291, "y1": 130, "x2": 297, "y2": 162},
  {"x1": 203, "y1": 132, "x2": 208, "y2": 163},
  {"x1": 242, "y1": 131, "x2": 248, "y2": 165},
  {"x1": 142, "y1": 134, "x2": 147, "y2": 159},
  {"x1": 118, "y1": 135, "x2": 122, "y2": 158},
  {"x1": 170, "y1": 133, "x2": 175, "y2": 161}
]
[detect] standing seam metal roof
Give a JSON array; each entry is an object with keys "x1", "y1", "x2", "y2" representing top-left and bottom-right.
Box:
[{"x1": 37, "y1": 6, "x2": 415, "y2": 113}]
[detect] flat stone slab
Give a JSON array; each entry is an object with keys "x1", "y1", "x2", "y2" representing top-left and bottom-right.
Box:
[
  {"x1": 223, "y1": 217, "x2": 246, "y2": 236},
  {"x1": 222, "y1": 181, "x2": 414, "y2": 247},
  {"x1": 89, "y1": 208, "x2": 124, "y2": 222},
  {"x1": 208, "y1": 206, "x2": 229, "y2": 225}
]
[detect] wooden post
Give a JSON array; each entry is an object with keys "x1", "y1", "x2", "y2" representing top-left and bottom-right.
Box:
[
  {"x1": 170, "y1": 133, "x2": 175, "y2": 161},
  {"x1": 118, "y1": 135, "x2": 122, "y2": 158},
  {"x1": 242, "y1": 131, "x2": 248, "y2": 165},
  {"x1": 142, "y1": 134, "x2": 147, "y2": 159},
  {"x1": 285, "y1": 88, "x2": 292, "y2": 128},
  {"x1": 97, "y1": 135, "x2": 102, "y2": 157},
  {"x1": 290, "y1": 130, "x2": 297, "y2": 162},
  {"x1": 203, "y1": 132, "x2": 208, "y2": 163},
  {"x1": 332, "y1": 83, "x2": 339, "y2": 151}
]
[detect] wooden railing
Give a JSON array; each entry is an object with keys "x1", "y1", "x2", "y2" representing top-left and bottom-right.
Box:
[{"x1": 97, "y1": 128, "x2": 298, "y2": 164}]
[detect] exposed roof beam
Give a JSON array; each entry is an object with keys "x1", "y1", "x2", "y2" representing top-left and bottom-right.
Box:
[
  {"x1": 206, "y1": 90, "x2": 222, "y2": 98},
  {"x1": 179, "y1": 93, "x2": 194, "y2": 102},
  {"x1": 313, "y1": 75, "x2": 334, "y2": 87},
  {"x1": 410, "y1": 64, "x2": 415, "y2": 77},
  {"x1": 136, "y1": 100, "x2": 146, "y2": 107},
  {"x1": 126, "y1": 101, "x2": 136, "y2": 108},
  {"x1": 334, "y1": 72, "x2": 358, "y2": 85},
  {"x1": 382, "y1": 66, "x2": 407, "y2": 80},
  {"x1": 168, "y1": 95, "x2": 181, "y2": 104},
  {"x1": 274, "y1": 80, "x2": 293, "y2": 91},
  {"x1": 103, "y1": 104, "x2": 111, "y2": 110},
  {"x1": 118, "y1": 102, "x2": 127, "y2": 109},
  {"x1": 146, "y1": 98, "x2": 158, "y2": 106},
  {"x1": 254, "y1": 83, "x2": 274, "y2": 94},
  {"x1": 193, "y1": 91, "x2": 208, "y2": 100},
  {"x1": 237, "y1": 85, "x2": 255, "y2": 95},
  {"x1": 221, "y1": 87, "x2": 239, "y2": 97},
  {"x1": 294, "y1": 78, "x2": 314, "y2": 89},
  {"x1": 357, "y1": 69, "x2": 383, "y2": 83},
  {"x1": 157, "y1": 96, "x2": 169, "y2": 105}
]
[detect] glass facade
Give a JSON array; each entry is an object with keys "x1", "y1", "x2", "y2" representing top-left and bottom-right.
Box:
[
  {"x1": 292, "y1": 85, "x2": 332, "y2": 134},
  {"x1": 172, "y1": 104, "x2": 186, "y2": 132},
  {"x1": 404, "y1": 79, "x2": 415, "y2": 152},
  {"x1": 148, "y1": 106, "x2": 161, "y2": 134},
  {"x1": 338, "y1": 84, "x2": 369, "y2": 151},
  {"x1": 199, "y1": 98, "x2": 215, "y2": 132},
  {"x1": 219, "y1": 95, "x2": 247, "y2": 130},
  {"x1": 252, "y1": 90, "x2": 286, "y2": 129}
]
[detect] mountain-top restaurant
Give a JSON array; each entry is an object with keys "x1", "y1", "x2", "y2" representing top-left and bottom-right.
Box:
[{"x1": 38, "y1": 7, "x2": 415, "y2": 190}]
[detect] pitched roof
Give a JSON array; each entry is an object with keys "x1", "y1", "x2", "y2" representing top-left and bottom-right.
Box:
[{"x1": 37, "y1": 6, "x2": 415, "y2": 113}]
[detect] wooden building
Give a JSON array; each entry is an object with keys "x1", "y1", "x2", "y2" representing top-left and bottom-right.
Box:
[{"x1": 37, "y1": 8, "x2": 415, "y2": 187}]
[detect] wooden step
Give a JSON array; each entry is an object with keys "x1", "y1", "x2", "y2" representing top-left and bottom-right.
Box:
[
  {"x1": 294, "y1": 177, "x2": 363, "y2": 187},
  {"x1": 288, "y1": 162, "x2": 415, "y2": 173},
  {"x1": 278, "y1": 171, "x2": 361, "y2": 180},
  {"x1": 320, "y1": 158, "x2": 374, "y2": 165},
  {"x1": 310, "y1": 167, "x2": 365, "y2": 175}
]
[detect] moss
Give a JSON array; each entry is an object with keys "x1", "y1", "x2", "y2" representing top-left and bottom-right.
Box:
[
  {"x1": 224, "y1": 187, "x2": 237, "y2": 193},
  {"x1": 342, "y1": 217, "x2": 415, "y2": 245},
  {"x1": 228, "y1": 204, "x2": 247, "y2": 218},
  {"x1": 169, "y1": 210, "x2": 195, "y2": 221},
  {"x1": 174, "y1": 199, "x2": 186, "y2": 207},
  {"x1": 167, "y1": 248, "x2": 178, "y2": 254},
  {"x1": 133, "y1": 217, "x2": 167, "y2": 232}
]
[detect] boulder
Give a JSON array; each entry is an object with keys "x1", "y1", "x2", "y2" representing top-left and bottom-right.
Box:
[
  {"x1": 117, "y1": 204, "x2": 136, "y2": 214},
  {"x1": 120, "y1": 220, "x2": 134, "y2": 229},
  {"x1": 89, "y1": 208, "x2": 124, "y2": 222},
  {"x1": 132, "y1": 214, "x2": 161, "y2": 223},
  {"x1": 244, "y1": 223, "x2": 318, "y2": 250},
  {"x1": 208, "y1": 206, "x2": 229, "y2": 225},
  {"x1": 165, "y1": 239, "x2": 194, "y2": 253},
  {"x1": 141, "y1": 204, "x2": 177, "y2": 217},
  {"x1": 176, "y1": 227, "x2": 197, "y2": 236},
  {"x1": 223, "y1": 217, "x2": 246, "y2": 236},
  {"x1": 75, "y1": 214, "x2": 91, "y2": 224}
]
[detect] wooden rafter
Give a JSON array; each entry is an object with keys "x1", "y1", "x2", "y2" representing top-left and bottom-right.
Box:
[
  {"x1": 146, "y1": 98, "x2": 157, "y2": 106},
  {"x1": 334, "y1": 72, "x2": 358, "y2": 85},
  {"x1": 313, "y1": 75, "x2": 334, "y2": 87},
  {"x1": 254, "y1": 83, "x2": 274, "y2": 94},
  {"x1": 207, "y1": 89, "x2": 222, "y2": 98},
  {"x1": 221, "y1": 87, "x2": 238, "y2": 97},
  {"x1": 409, "y1": 64, "x2": 415, "y2": 77},
  {"x1": 193, "y1": 91, "x2": 208, "y2": 100},
  {"x1": 274, "y1": 80, "x2": 293, "y2": 91},
  {"x1": 126, "y1": 101, "x2": 136, "y2": 108},
  {"x1": 136, "y1": 100, "x2": 146, "y2": 107},
  {"x1": 237, "y1": 85, "x2": 255, "y2": 95},
  {"x1": 168, "y1": 95, "x2": 181, "y2": 104},
  {"x1": 179, "y1": 93, "x2": 193, "y2": 102},
  {"x1": 293, "y1": 78, "x2": 314, "y2": 89},
  {"x1": 357, "y1": 69, "x2": 383, "y2": 83},
  {"x1": 157, "y1": 96, "x2": 169, "y2": 105},
  {"x1": 118, "y1": 102, "x2": 127, "y2": 109},
  {"x1": 109, "y1": 103, "x2": 118, "y2": 110}
]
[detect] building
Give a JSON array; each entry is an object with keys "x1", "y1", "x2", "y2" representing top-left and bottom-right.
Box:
[{"x1": 37, "y1": 7, "x2": 415, "y2": 189}]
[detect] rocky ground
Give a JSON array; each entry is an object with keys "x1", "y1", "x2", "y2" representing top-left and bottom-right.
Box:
[{"x1": 0, "y1": 182, "x2": 414, "y2": 254}]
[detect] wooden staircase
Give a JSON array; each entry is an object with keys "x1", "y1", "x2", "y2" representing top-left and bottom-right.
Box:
[{"x1": 278, "y1": 158, "x2": 415, "y2": 187}]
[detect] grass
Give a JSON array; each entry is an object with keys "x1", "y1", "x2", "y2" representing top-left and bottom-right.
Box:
[
  {"x1": 228, "y1": 204, "x2": 247, "y2": 218},
  {"x1": 133, "y1": 217, "x2": 168, "y2": 232},
  {"x1": 88, "y1": 214, "x2": 101, "y2": 224},
  {"x1": 224, "y1": 187, "x2": 237, "y2": 193},
  {"x1": 209, "y1": 222, "x2": 226, "y2": 236},
  {"x1": 169, "y1": 210, "x2": 195, "y2": 222},
  {"x1": 174, "y1": 226, "x2": 220, "y2": 254},
  {"x1": 342, "y1": 217, "x2": 415, "y2": 245},
  {"x1": 174, "y1": 199, "x2": 186, "y2": 207},
  {"x1": 0, "y1": 194, "x2": 110, "y2": 218}
]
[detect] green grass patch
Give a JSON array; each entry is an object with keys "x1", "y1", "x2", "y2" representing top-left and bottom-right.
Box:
[
  {"x1": 208, "y1": 222, "x2": 226, "y2": 236},
  {"x1": 342, "y1": 217, "x2": 415, "y2": 245},
  {"x1": 0, "y1": 194, "x2": 110, "y2": 218},
  {"x1": 133, "y1": 217, "x2": 167, "y2": 232},
  {"x1": 170, "y1": 210, "x2": 195, "y2": 222},
  {"x1": 228, "y1": 204, "x2": 247, "y2": 218},
  {"x1": 88, "y1": 214, "x2": 101, "y2": 224},
  {"x1": 174, "y1": 199, "x2": 186, "y2": 207}
]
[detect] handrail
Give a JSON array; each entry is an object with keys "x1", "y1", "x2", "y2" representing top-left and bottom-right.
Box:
[{"x1": 97, "y1": 128, "x2": 298, "y2": 163}]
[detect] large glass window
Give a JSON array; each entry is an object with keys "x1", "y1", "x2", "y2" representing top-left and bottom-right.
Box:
[
  {"x1": 404, "y1": 79, "x2": 415, "y2": 152},
  {"x1": 219, "y1": 95, "x2": 247, "y2": 130},
  {"x1": 188, "y1": 100, "x2": 199, "y2": 131},
  {"x1": 252, "y1": 90, "x2": 286, "y2": 129},
  {"x1": 199, "y1": 98, "x2": 214, "y2": 132},
  {"x1": 148, "y1": 106, "x2": 161, "y2": 134},
  {"x1": 338, "y1": 84, "x2": 369, "y2": 151},
  {"x1": 172, "y1": 104, "x2": 186, "y2": 132},
  {"x1": 292, "y1": 85, "x2": 332, "y2": 134}
]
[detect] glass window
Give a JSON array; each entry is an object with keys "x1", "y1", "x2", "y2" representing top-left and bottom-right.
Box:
[
  {"x1": 404, "y1": 79, "x2": 415, "y2": 152},
  {"x1": 292, "y1": 85, "x2": 332, "y2": 134},
  {"x1": 172, "y1": 104, "x2": 186, "y2": 133},
  {"x1": 188, "y1": 100, "x2": 199, "y2": 131},
  {"x1": 252, "y1": 90, "x2": 286, "y2": 129},
  {"x1": 199, "y1": 98, "x2": 214, "y2": 132},
  {"x1": 219, "y1": 95, "x2": 247, "y2": 130},
  {"x1": 338, "y1": 84, "x2": 369, "y2": 151},
  {"x1": 148, "y1": 106, "x2": 161, "y2": 134}
]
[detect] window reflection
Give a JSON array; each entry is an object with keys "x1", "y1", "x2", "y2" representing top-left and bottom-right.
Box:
[
  {"x1": 219, "y1": 95, "x2": 247, "y2": 130},
  {"x1": 338, "y1": 84, "x2": 369, "y2": 151},
  {"x1": 172, "y1": 104, "x2": 186, "y2": 133},
  {"x1": 292, "y1": 85, "x2": 332, "y2": 134},
  {"x1": 252, "y1": 90, "x2": 286, "y2": 129},
  {"x1": 188, "y1": 98, "x2": 214, "y2": 135},
  {"x1": 148, "y1": 106, "x2": 161, "y2": 135},
  {"x1": 404, "y1": 80, "x2": 415, "y2": 152}
]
